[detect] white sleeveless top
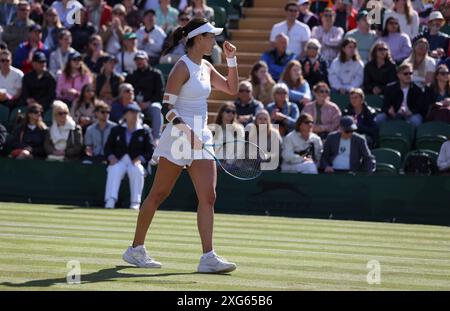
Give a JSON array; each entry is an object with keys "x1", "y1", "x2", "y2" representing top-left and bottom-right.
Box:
[
  {"x1": 175, "y1": 54, "x2": 211, "y2": 128},
  {"x1": 152, "y1": 54, "x2": 214, "y2": 166}
]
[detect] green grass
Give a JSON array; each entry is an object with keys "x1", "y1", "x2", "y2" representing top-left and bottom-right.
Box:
[{"x1": 0, "y1": 202, "x2": 449, "y2": 291}]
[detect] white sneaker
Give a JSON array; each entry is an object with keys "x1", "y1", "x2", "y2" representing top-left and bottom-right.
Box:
[
  {"x1": 105, "y1": 199, "x2": 115, "y2": 209},
  {"x1": 129, "y1": 203, "x2": 140, "y2": 210},
  {"x1": 122, "y1": 245, "x2": 162, "y2": 268},
  {"x1": 197, "y1": 252, "x2": 236, "y2": 273}
]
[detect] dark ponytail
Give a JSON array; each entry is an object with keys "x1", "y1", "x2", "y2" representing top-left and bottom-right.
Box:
[{"x1": 162, "y1": 18, "x2": 209, "y2": 56}]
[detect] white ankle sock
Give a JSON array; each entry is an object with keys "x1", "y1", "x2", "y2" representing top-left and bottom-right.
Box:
[{"x1": 203, "y1": 250, "x2": 215, "y2": 258}]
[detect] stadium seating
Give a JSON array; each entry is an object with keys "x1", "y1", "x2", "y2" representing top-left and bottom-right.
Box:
[
  {"x1": 365, "y1": 94, "x2": 383, "y2": 110},
  {"x1": 374, "y1": 163, "x2": 397, "y2": 175},
  {"x1": 402, "y1": 149, "x2": 439, "y2": 174},
  {"x1": 211, "y1": 6, "x2": 227, "y2": 28},
  {"x1": 154, "y1": 63, "x2": 174, "y2": 82},
  {"x1": 8, "y1": 106, "x2": 27, "y2": 128},
  {"x1": 0, "y1": 105, "x2": 9, "y2": 126},
  {"x1": 330, "y1": 92, "x2": 349, "y2": 113},
  {"x1": 372, "y1": 148, "x2": 402, "y2": 173},
  {"x1": 415, "y1": 121, "x2": 450, "y2": 153},
  {"x1": 379, "y1": 120, "x2": 415, "y2": 157}
]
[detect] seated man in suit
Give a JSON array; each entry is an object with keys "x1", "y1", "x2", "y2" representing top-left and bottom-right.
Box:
[
  {"x1": 375, "y1": 63, "x2": 426, "y2": 128},
  {"x1": 320, "y1": 116, "x2": 375, "y2": 174},
  {"x1": 104, "y1": 102, "x2": 154, "y2": 210}
]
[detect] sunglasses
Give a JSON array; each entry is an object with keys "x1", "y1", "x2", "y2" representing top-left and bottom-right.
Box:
[
  {"x1": 377, "y1": 47, "x2": 388, "y2": 51},
  {"x1": 317, "y1": 89, "x2": 329, "y2": 94},
  {"x1": 344, "y1": 130, "x2": 354, "y2": 134},
  {"x1": 99, "y1": 110, "x2": 110, "y2": 114},
  {"x1": 307, "y1": 46, "x2": 319, "y2": 50},
  {"x1": 388, "y1": 22, "x2": 399, "y2": 25},
  {"x1": 123, "y1": 89, "x2": 134, "y2": 93},
  {"x1": 288, "y1": 9, "x2": 299, "y2": 13},
  {"x1": 179, "y1": 17, "x2": 189, "y2": 22},
  {"x1": 402, "y1": 72, "x2": 413, "y2": 76},
  {"x1": 224, "y1": 109, "x2": 236, "y2": 114},
  {"x1": 275, "y1": 91, "x2": 287, "y2": 95},
  {"x1": 239, "y1": 89, "x2": 251, "y2": 93},
  {"x1": 0, "y1": 59, "x2": 10, "y2": 63},
  {"x1": 29, "y1": 110, "x2": 42, "y2": 115},
  {"x1": 71, "y1": 58, "x2": 82, "y2": 62},
  {"x1": 324, "y1": 14, "x2": 334, "y2": 18},
  {"x1": 438, "y1": 71, "x2": 450, "y2": 75},
  {"x1": 57, "y1": 111, "x2": 69, "y2": 116}
]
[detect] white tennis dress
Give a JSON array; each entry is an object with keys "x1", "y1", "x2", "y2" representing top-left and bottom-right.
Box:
[{"x1": 152, "y1": 54, "x2": 215, "y2": 167}]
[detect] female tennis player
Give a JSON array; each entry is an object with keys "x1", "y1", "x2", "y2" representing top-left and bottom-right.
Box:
[{"x1": 122, "y1": 18, "x2": 239, "y2": 273}]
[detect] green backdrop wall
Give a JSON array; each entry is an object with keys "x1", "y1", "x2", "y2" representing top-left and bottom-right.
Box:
[{"x1": 0, "y1": 158, "x2": 449, "y2": 226}]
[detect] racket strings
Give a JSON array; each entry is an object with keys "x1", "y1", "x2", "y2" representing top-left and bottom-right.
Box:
[{"x1": 214, "y1": 141, "x2": 267, "y2": 180}]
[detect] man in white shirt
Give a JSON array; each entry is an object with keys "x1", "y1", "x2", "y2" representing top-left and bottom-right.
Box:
[
  {"x1": 0, "y1": 49, "x2": 24, "y2": 105},
  {"x1": 136, "y1": 9, "x2": 166, "y2": 66},
  {"x1": 321, "y1": 116, "x2": 375, "y2": 173},
  {"x1": 270, "y1": 1, "x2": 311, "y2": 57}
]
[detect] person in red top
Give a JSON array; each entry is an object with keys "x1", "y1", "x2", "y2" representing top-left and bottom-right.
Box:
[
  {"x1": 87, "y1": 0, "x2": 113, "y2": 31},
  {"x1": 334, "y1": 0, "x2": 357, "y2": 32},
  {"x1": 12, "y1": 24, "x2": 50, "y2": 75}
]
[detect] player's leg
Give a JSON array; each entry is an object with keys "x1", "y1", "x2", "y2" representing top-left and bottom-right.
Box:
[
  {"x1": 123, "y1": 157, "x2": 183, "y2": 268},
  {"x1": 187, "y1": 159, "x2": 236, "y2": 273}
]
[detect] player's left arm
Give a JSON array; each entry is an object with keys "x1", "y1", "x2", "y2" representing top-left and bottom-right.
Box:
[{"x1": 208, "y1": 41, "x2": 239, "y2": 96}]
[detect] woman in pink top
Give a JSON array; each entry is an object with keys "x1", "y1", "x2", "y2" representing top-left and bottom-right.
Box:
[
  {"x1": 56, "y1": 51, "x2": 93, "y2": 105},
  {"x1": 301, "y1": 82, "x2": 342, "y2": 140}
]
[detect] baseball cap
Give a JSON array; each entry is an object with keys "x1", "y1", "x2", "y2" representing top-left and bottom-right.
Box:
[{"x1": 340, "y1": 116, "x2": 357, "y2": 131}]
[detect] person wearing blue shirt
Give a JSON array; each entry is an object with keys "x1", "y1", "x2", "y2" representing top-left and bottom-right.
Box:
[
  {"x1": 266, "y1": 82, "x2": 300, "y2": 136},
  {"x1": 261, "y1": 33, "x2": 296, "y2": 82}
]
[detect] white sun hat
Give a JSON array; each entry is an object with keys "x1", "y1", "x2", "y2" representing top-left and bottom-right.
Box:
[
  {"x1": 428, "y1": 11, "x2": 445, "y2": 23},
  {"x1": 186, "y1": 22, "x2": 223, "y2": 39}
]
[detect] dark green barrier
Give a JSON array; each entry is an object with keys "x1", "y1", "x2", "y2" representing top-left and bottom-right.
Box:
[{"x1": 0, "y1": 158, "x2": 449, "y2": 225}]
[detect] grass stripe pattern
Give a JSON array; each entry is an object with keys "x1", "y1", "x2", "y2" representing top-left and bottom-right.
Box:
[{"x1": 0, "y1": 203, "x2": 449, "y2": 291}]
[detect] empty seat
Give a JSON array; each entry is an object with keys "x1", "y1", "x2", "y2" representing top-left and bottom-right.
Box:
[
  {"x1": 415, "y1": 121, "x2": 450, "y2": 153},
  {"x1": 379, "y1": 120, "x2": 415, "y2": 156},
  {"x1": 372, "y1": 148, "x2": 402, "y2": 172}
]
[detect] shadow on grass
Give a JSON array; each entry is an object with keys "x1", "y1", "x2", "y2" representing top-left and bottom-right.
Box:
[{"x1": 0, "y1": 265, "x2": 228, "y2": 288}]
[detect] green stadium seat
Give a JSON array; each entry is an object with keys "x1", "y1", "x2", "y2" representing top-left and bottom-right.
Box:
[
  {"x1": 379, "y1": 120, "x2": 415, "y2": 156},
  {"x1": 0, "y1": 105, "x2": 9, "y2": 126},
  {"x1": 9, "y1": 106, "x2": 27, "y2": 127},
  {"x1": 154, "y1": 63, "x2": 174, "y2": 82},
  {"x1": 330, "y1": 92, "x2": 349, "y2": 113},
  {"x1": 207, "y1": 0, "x2": 235, "y2": 16},
  {"x1": 372, "y1": 148, "x2": 402, "y2": 171},
  {"x1": 374, "y1": 163, "x2": 397, "y2": 175},
  {"x1": 211, "y1": 6, "x2": 227, "y2": 28},
  {"x1": 365, "y1": 94, "x2": 383, "y2": 110},
  {"x1": 415, "y1": 121, "x2": 450, "y2": 153}
]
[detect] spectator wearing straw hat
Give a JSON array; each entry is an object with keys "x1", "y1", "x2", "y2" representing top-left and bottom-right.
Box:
[{"x1": 414, "y1": 10, "x2": 449, "y2": 59}]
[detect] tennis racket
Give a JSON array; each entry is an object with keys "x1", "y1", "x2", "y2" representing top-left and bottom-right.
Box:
[{"x1": 202, "y1": 139, "x2": 269, "y2": 181}]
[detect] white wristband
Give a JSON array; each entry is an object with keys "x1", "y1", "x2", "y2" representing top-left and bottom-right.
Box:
[{"x1": 226, "y1": 56, "x2": 237, "y2": 67}]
